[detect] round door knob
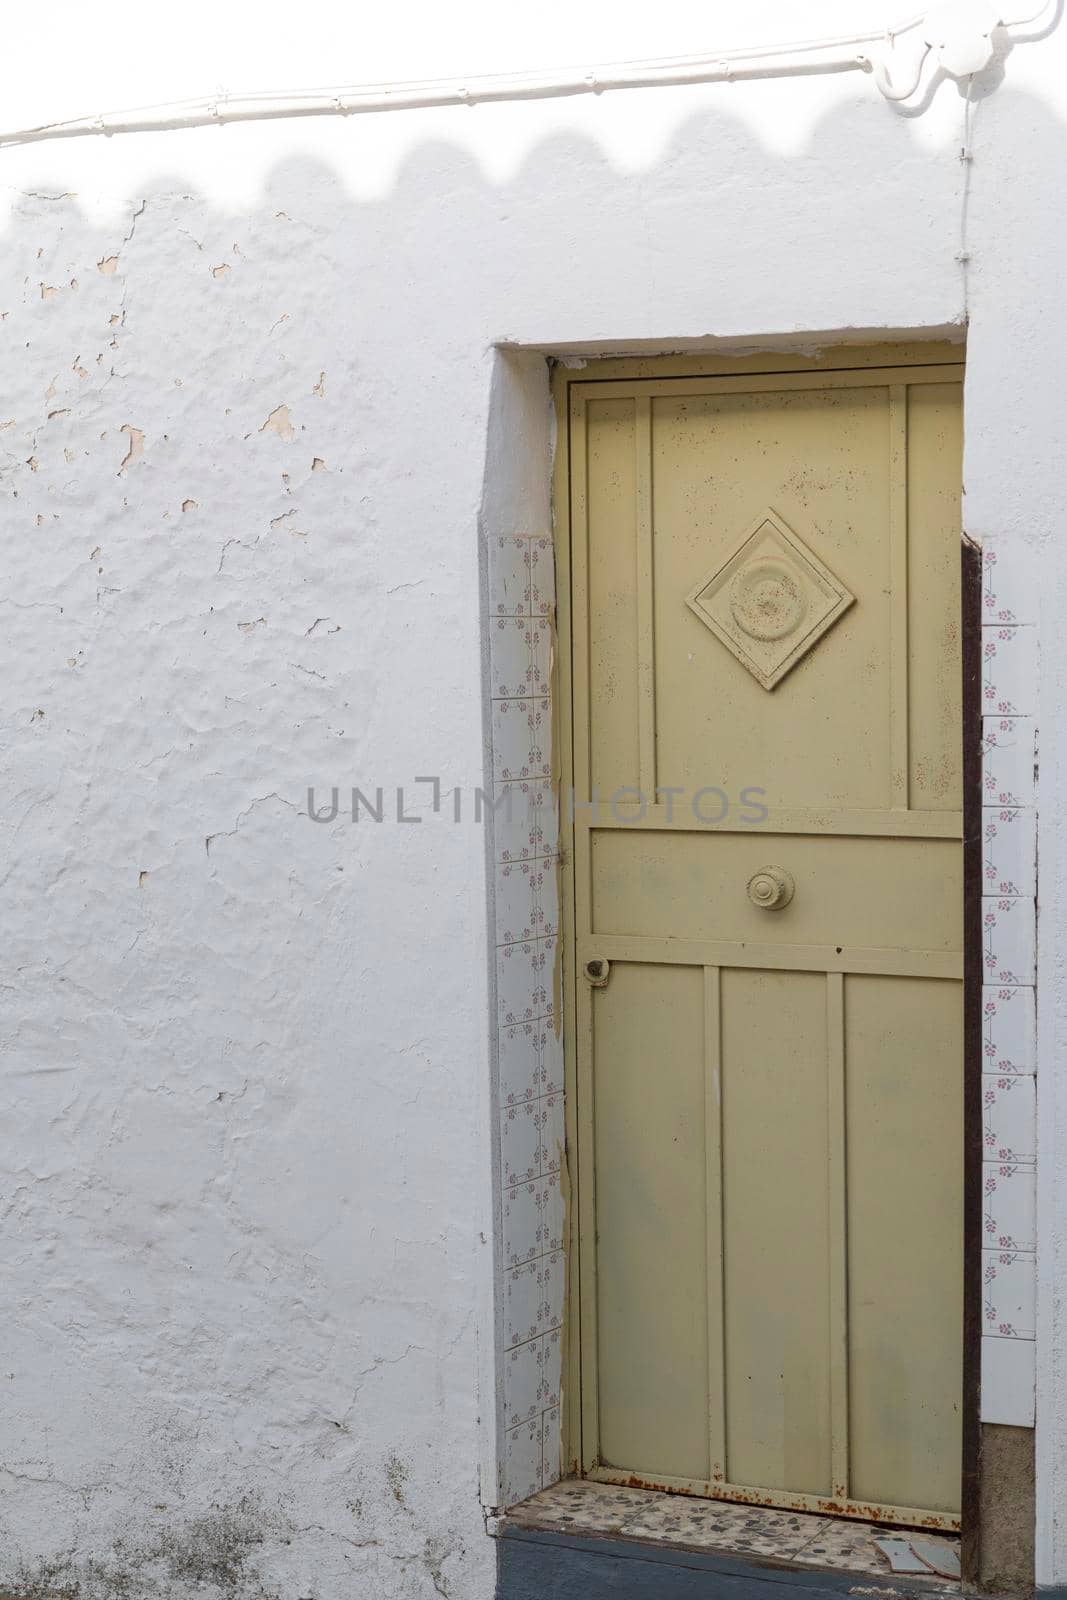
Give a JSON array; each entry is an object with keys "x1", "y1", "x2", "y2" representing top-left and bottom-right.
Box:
[{"x1": 747, "y1": 865, "x2": 794, "y2": 910}]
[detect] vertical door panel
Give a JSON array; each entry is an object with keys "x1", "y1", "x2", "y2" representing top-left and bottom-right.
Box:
[
  {"x1": 587, "y1": 399, "x2": 640, "y2": 798},
  {"x1": 652, "y1": 388, "x2": 892, "y2": 807},
  {"x1": 845, "y1": 974, "x2": 963, "y2": 1512},
  {"x1": 593, "y1": 962, "x2": 709, "y2": 1479},
  {"x1": 721, "y1": 968, "x2": 832, "y2": 1495},
  {"x1": 907, "y1": 385, "x2": 965, "y2": 812}
]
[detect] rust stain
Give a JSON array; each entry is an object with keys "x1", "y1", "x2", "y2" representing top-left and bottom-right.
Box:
[{"x1": 605, "y1": 1475, "x2": 959, "y2": 1532}]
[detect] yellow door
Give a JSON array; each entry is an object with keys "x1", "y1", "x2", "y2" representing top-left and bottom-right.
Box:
[{"x1": 561, "y1": 350, "x2": 964, "y2": 1529}]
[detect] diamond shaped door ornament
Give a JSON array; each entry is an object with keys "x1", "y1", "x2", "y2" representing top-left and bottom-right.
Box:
[{"x1": 685, "y1": 508, "x2": 855, "y2": 690}]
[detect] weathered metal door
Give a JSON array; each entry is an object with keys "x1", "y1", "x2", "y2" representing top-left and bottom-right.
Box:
[{"x1": 562, "y1": 351, "x2": 964, "y2": 1528}]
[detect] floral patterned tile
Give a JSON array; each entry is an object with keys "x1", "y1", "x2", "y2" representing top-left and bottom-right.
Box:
[
  {"x1": 540, "y1": 1405, "x2": 561, "y2": 1486},
  {"x1": 529, "y1": 534, "x2": 555, "y2": 621},
  {"x1": 982, "y1": 537, "x2": 1036, "y2": 627},
  {"x1": 982, "y1": 985, "x2": 1036, "y2": 1074},
  {"x1": 492, "y1": 695, "x2": 552, "y2": 784},
  {"x1": 490, "y1": 611, "x2": 534, "y2": 699},
  {"x1": 496, "y1": 938, "x2": 553, "y2": 1029},
  {"x1": 983, "y1": 1072, "x2": 1036, "y2": 1164},
  {"x1": 983, "y1": 1246, "x2": 1036, "y2": 1339},
  {"x1": 982, "y1": 718, "x2": 1036, "y2": 808},
  {"x1": 489, "y1": 533, "x2": 532, "y2": 618},
  {"x1": 541, "y1": 1251, "x2": 565, "y2": 1336},
  {"x1": 499, "y1": 1020, "x2": 543, "y2": 1108},
  {"x1": 983, "y1": 1160, "x2": 1036, "y2": 1253},
  {"x1": 501, "y1": 1098, "x2": 543, "y2": 1185},
  {"x1": 539, "y1": 857, "x2": 560, "y2": 942},
  {"x1": 504, "y1": 1333, "x2": 543, "y2": 1431},
  {"x1": 505, "y1": 1260, "x2": 544, "y2": 1350},
  {"x1": 541, "y1": 1169, "x2": 565, "y2": 1256},
  {"x1": 982, "y1": 896, "x2": 1036, "y2": 987},
  {"x1": 537, "y1": 1091, "x2": 565, "y2": 1177},
  {"x1": 504, "y1": 1414, "x2": 543, "y2": 1506},
  {"x1": 494, "y1": 783, "x2": 557, "y2": 866},
  {"x1": 983, "y1": 807, "x2": 1036, "y2": 898},
  {"x1": 495, "y1": 856, "x2": 540, "y2": 949},
  {"x1": 526, "y1": 617, "x2": 554, "y2": 696},
  {"x1": 541, "y1": 1022, "x2": 564, "y2": 1095},
  {"x1": 982, "y1": 625, "x2": 1037, "y2": 717},
  {"x1": 488, "y1": 531, "x2": 564, "y2": 1497},
  {"x1": 504, "y1": 1178, "x2": 543, "y2": 1269},
  {"x1": 540, "y1": 1325, "x2": 562, "y2": 1412}
]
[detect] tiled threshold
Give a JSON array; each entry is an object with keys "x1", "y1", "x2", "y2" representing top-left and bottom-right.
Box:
[{"x1": 499, "y1": 1479, "x2": 961, "y2": 1588}]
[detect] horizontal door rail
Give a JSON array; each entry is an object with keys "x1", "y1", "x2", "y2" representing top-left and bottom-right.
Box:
[
  {"x1": 577, "y1": 804, "x2": 963, "y2": 839},
  {"x1": 580, "y1": 934, "x2": 962, "y2": 980}
]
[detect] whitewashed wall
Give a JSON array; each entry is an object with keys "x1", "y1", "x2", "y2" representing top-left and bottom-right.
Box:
[{"x1": 2, "y1": 4, "x2": 1067, "y2": 1596}]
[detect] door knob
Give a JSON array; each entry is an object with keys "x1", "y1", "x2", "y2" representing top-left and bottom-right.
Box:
[{"x1": 747, "y1": 866, "x2": 794, "y2": 910}]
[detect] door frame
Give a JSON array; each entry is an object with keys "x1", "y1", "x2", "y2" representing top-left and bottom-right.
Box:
[{"x1": 550, "y1": 343, "x2": 981, "y2": 1556}]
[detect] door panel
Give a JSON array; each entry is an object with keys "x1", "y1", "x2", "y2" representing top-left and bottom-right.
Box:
[
  {"x1": 845, "y1": 974, "x2": 963, "y2": 1513},
  {"x1": 593, "y1": 963, "x2": 709, "y2": 1480},
  {"x1": 591, "y1": 832, "x2": 961, "y2": 953},
  {"x1": 721, "y1": 968, "x2": 831, "y2": 1497},
  {"x1": 566, "y1": 356, "x2": 965, "y2": 1527},
  {"x1": 650, "y1": 387, "x2": 893, "y2": 808}
]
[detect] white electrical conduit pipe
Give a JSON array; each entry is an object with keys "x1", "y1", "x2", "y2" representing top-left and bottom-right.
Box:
[{"x1": 0, "y1": 2, "x2": 1052, "y2": 149}]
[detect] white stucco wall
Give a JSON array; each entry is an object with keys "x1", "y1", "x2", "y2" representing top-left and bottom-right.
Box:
[{"x1": 2, "y1": 4, "x2": 1067, "y2": 1595}]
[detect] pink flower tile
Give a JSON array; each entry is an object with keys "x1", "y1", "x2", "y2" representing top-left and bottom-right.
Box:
[
  {"x1": 533, "y1": 933, "x2": 558, "y2": 986},
  {"x1": 495, "y1": 857, "x2": 539, "y2": 948},
  {"x1": 490, "y1": 611, "x2": 532, "y2": 699},
  {"x1": 538, "y1": 1091, "x2": 565, "y2": 1177},
  {"x1": 492, "y1": 696, "x2": 552, "y2": 784},
  {"x1": 541, "y1": 1022, "x2": 564, "y2": 1095},
  {"x1": 983, "y1": 807, "x2": 1036, "y2": 897},
  {"x1": 501, "y1": 1099, "x2": 542, "y2": 1185},
  {"x1": 984, "y1": 1160, "x2": 1036, "y2": 1251},
  {"x1": 982, "y1": 538, "x2": 1036, "y2": 627},
  {"x1": 983, "y1": 1073, "x2": 1036, "y2": 1164},
  {"x1": 529, "y1": 535, "x2": 555, "y2": 621},
  {"x1": 496, "y1": 938, "x2": 549, "y2": 1028},
  {"x1": 541, "y1": 1251, "x2": 565, "y2": 1336},
  {"x1": 540, "y1": 1326, "x2": 563, "y2": 1413},
  {"x1": 541, "y1": 1169, "x2": 565, "y2": 1256},
  {"x1": 982, "y1": 625, "x2": 1037, "y2": 717},
  {"x1": 540, "y1": 1405, "x2": 562, "y2": 1488},
  {"x1": 504, "y1": 1415, "x2": 542, "y2": 1506},
  {"x1": 983, "y1": 1247, "x2": 1035, "y2": 1340},
  {"x1": 489, "y1": 534, "x2": 532, "y2": 618},
  {"x1": 499, "y1": 1021, "x2": 542, "y2": 1108},
  {"x1": 982, "y1": 718, "x2": 1036, "y2": 808},
  {"x1": 491, "y1": 696, "x2": 535, "y2": 784},
  {"x1": 504, "y1": 1334, "x2": 543, "y2": 1430},
  {"x1": 526, "y1": 618, "x2": 554, "y2": 695},
  {"x1": 539, "y1": 860, "x2": 560, "y2": 942},
  {"x1": 505, "y1": 1260, "x2": 543, "y2": 1349},
  {"x1": 983, "y1": 897, "x2": 1036, "y2": 986},
  {"x1": 982, "y1": 985, "x2": 1036, "y2": 1074},
  {"x1": 504, "y1": 1177, "x2": 542, "y2": 1267},
  {"x1": 494, "y1": 783, "x2": 556, "y2": 866}
]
